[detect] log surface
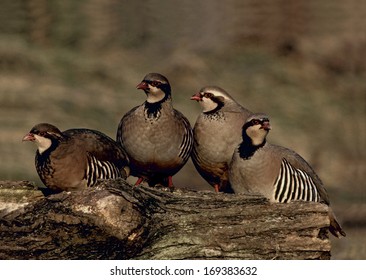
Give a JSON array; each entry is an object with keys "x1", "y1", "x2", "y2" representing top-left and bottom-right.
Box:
[{"x1": 0, "y1": 179, "x2": 331, "y2": 260}]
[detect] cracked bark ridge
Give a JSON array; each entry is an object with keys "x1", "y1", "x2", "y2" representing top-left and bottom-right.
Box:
[{"x1": 0, "y1": 179, "x2": 331, "y2": 259}]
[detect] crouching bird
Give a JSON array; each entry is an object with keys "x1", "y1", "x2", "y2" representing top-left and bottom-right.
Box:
[
  {"x1": 229, "y1": 113, "x2": 346, "y2": 238},
  {"x1": 117, "y1": 73, "x2": 193, "y2": 188},
  {"x1": 23, "y1": 123, "x2": 130, "y2": 193}
]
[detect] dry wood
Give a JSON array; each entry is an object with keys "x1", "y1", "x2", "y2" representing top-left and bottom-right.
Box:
[{"x1": 0, "y1": 179, "x2": 331, "y2": 259}]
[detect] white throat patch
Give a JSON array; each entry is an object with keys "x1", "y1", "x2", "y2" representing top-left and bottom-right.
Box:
[
  {"x1": 34, "y1": 134, "x2": 52, "y2": 154},
  {"x1": 146, "y1": 85, "x2": 166, "y2": 103},
  {"x1": 201, "y1": 97, "x2": 219, "y2": 113},
  {"x1": 246, "y1": 125, "x2": 268, "y2": 146}
]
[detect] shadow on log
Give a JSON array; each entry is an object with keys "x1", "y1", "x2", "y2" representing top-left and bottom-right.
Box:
[{"x1": 0, "y1": 179, "x2": 331, "y2": 260}]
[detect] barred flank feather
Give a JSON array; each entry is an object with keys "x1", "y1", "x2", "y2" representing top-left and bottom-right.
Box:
[
  {"x1": 273, "y1": 158, "x2": 321, "y2": 203},
  {"x1": 85, "y1": 155, "x2": 121, "y2": 187},
  {"x1": 178, "y1": 124, "x2": 193, "y2": 161}
]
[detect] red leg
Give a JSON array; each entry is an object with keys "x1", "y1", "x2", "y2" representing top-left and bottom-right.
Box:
[
  {"x1": 168, "y1": 176, "x2": 174, "y2": 188},
  {"x1": 214, "y1": 184, "x2": 220, "y2": 193},
  {"x1": 135, "y1": 177, "x2": 144, "y2": 186}
]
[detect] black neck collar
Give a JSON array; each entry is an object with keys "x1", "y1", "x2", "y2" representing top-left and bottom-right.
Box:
[
  {"x1": 36, "y1": 138, "x2": 61, "y2": 160},
  {"x1": 144, "y1": 94, "x2": 170, "y2": 118},
  {"x1": 238, "y1": 133, "x2": 266, "y2": 159},
  {"x1": 203, "y1": 97, "x2": 224, "y2": 115}
]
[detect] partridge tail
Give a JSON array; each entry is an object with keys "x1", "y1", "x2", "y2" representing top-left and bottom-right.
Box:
[{"x1": 329, "y1": 208, "x2": 346, "y2": 238}]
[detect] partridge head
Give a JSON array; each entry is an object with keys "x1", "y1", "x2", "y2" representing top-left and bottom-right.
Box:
[{"x1": 137, "y1": 73, "x2": 171, "y2": 103}]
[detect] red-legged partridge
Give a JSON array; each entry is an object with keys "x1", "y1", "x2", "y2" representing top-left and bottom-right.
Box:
[
  {"x1": 191, "y1": 86, "x2": 252, "y2": 192},
  {"x1": 117, "y1": 73, "x2": 193, "y2": 188},
  {"x1": 23, "y1": 123, "x2": 130, "y2": 193},
  {"x1": 229, "y1": 113, "x2": 346, "y2": 237}
]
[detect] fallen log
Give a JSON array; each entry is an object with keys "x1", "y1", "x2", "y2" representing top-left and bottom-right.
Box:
[{"x1": 0, "y1": 179, "x2": 331, "y2": 259}]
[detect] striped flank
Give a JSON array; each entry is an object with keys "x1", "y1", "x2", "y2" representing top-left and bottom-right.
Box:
[
  {"x1": 273, "y1": 158, "x2": 320, "y2": 203},
  {"x1": 85, "y1": 155, "x2": 121, "y2": 187},
  {"x1": 178, "y1": 121, "x2": 193, "y2": 161}
]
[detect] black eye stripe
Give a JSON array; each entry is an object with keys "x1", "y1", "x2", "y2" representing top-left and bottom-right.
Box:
[
  {"x1": 150, "y1": 81, "x2": 162, "y2": 87},
  {"x1": 251, "y1": 118, "x2": 269, "y2": 125},
  {"x1": 203, "y1": 92, "x2": 213, "y2": 98}
]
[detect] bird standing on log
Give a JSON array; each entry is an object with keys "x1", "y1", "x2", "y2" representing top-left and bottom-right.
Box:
[
  {"x1": 229, "y1": 113, "x2": 346, "y2": 237},
  {"x1": 23, "y1": 123, "x2": 130, "y2": 193},
  {"x1": 117, "y1": 73, "x2": 193, "y2": 188},
  {"x1": 190, "y1": 86, "x2": 252, "y2": 192}
]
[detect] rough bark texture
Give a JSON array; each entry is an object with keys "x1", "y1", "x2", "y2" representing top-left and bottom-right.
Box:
[{"x1": 0, "y1": 179, "x2": 331, "y2": 260}]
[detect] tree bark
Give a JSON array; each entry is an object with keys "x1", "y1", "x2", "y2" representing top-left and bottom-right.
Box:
[{"x1": 0, "y1": 179, "x2": 331, "y2": 260}]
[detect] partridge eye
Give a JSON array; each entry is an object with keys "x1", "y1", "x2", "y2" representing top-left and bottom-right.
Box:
[
  {"x1": 204, "y1": 92, "x2": 213, "y2": 98},
  {"x1": 252, "y1": 120, "x2": 260, "y2": 125},
  {"x1": 151, "y1": 81, "x2": 160, "y2": 87},
  {"x1": 39, "y1": 131, "x2": 46, "y2": 136}
]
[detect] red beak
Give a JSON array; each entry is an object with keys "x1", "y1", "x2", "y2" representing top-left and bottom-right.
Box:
[
  {"x1": 261, "y1": 121, "x2": 271, "y2": 131},
  {"x1": 22, "y1": 133, "x2": 35, "y2": 142},
  {"x1": 190, "y1": 92, "x2": 202, "y2": 101},
  {"x1": 136, "y1": 81, "x2": 149, "y2": 90}
]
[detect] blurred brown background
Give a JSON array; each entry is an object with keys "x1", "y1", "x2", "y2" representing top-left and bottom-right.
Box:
[{"x1": 0, "y1": 0, "x2": 365, "y2": 259}]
